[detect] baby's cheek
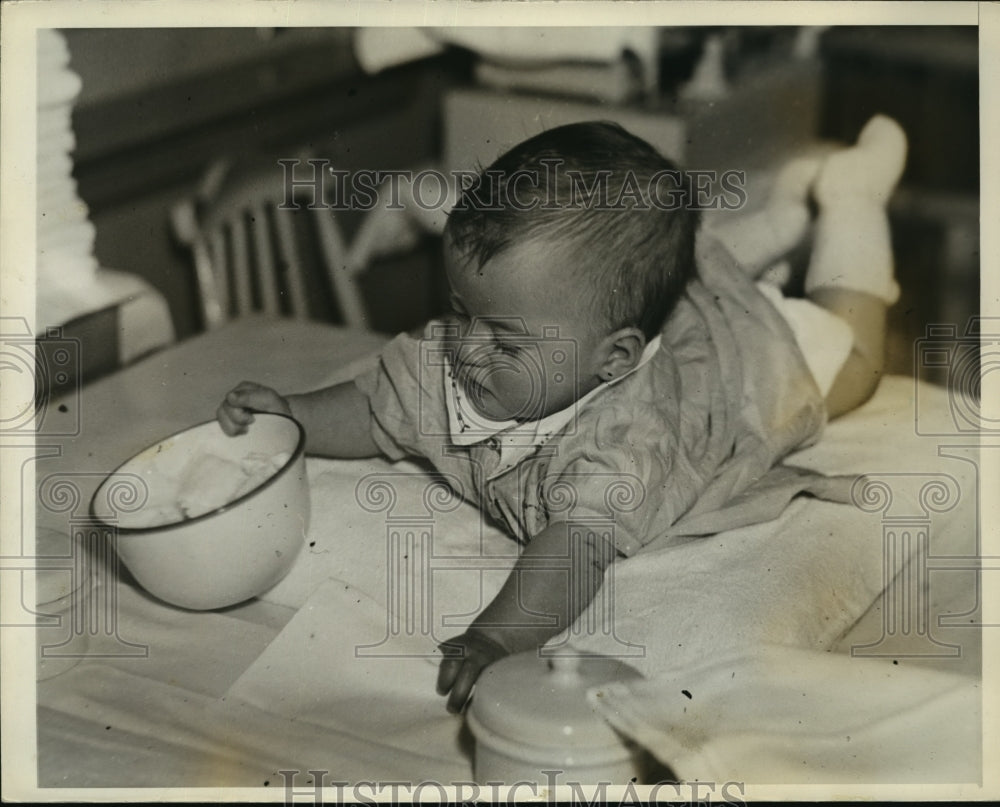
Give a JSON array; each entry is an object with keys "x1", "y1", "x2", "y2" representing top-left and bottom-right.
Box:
[
  {"x1": 491, "y1": 376, "x2": 531, "y2": 409},
  {"x1": 538, "y1": 360, "x2": 577, "y2": 408}
]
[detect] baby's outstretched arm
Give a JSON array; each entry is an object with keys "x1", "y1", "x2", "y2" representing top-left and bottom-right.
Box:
[
  {"x1": 218, "y1": 380, "x2": 381, "y2": 458},
  {"x1": 436, "y1": 521, "x2": 615, "y2": 713}
]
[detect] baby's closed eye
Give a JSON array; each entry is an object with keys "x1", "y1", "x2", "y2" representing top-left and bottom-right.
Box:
[{"x1": 492, "y1": 338, "x2": 521, "y2": 356}]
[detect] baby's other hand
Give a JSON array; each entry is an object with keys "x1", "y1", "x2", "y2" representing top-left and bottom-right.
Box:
[
  {"x1": 217, "y1": 381, "x2": 291, "y2": 436},
  {"x1": 436, "y1": 629, "x2": 510, "y2": 714}
]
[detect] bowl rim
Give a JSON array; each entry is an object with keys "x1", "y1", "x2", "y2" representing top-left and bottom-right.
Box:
[{"x1": 88, "y1": 412, "x2": 307, "y2": 535}]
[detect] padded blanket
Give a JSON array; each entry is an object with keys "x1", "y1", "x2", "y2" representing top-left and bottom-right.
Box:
[
  {"x1": 36, "y1": 376, "x2": 982, "y2": 788},
  {"x1": 251, "y1": 375, "x2": 982, "y2": 784}
]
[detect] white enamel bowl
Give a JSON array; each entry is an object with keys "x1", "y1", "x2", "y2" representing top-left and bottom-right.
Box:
[{"x1": 91, "y1": 413, "x2": 309, "y2": 610}]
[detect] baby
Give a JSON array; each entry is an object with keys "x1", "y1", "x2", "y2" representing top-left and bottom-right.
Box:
[{"x1": 218, "y1": 116, "x2": 906, "y2": 713}]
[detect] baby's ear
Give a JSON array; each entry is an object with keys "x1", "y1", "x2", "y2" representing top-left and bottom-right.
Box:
[{"x1": 597, "y1": 327, "x2": 646, "y2": 382}]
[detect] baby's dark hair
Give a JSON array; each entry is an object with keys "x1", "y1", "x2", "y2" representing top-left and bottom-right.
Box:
[{"x1": 445, "y1": 121, "x2": 700, "y2": 340}]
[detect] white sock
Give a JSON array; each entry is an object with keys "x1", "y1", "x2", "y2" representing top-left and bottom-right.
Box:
[{"x1": 805, "y1": 115, "x2": 907, "y2": 304}]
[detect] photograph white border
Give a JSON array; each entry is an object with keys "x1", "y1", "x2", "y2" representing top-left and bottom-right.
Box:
[{"x1": 2, "y1": 1, "x2": 996, "y2": 802}]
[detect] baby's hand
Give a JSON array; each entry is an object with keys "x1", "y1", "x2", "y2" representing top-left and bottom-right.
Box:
[
  {"x1": 436, "y1": 629, "x2": 510, "y2": 714},
  {"x1": 217, "y1": 381, "x2": 292, "y2": 436}
]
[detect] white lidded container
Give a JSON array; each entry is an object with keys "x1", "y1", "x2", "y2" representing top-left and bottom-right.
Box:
[{"x1": 468, "y1": 652, "x2": 644, "y2": 786}]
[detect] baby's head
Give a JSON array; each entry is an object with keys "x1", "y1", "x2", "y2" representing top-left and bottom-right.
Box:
[{"x1": 443, "y1": 121, "x2": 699, "y2": 423}]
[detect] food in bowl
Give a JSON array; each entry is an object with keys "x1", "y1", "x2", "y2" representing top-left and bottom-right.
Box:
[
  {"x1": 122, "y1": 448, "x2": 292, "y2": 528},
  {"x1": 91, "y1": 413, "x2": 309, "y2": 611}
]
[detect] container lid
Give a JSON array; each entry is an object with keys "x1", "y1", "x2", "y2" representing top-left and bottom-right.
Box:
[{"x1": 469, "y1": 651, "x2": 641, "y2": 750}]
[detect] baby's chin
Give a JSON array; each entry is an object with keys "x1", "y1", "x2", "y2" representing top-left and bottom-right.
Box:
[
  {"x1": 462, "y1": 374, "x2": 583, "y2": 423},
  {"x1": 465, "y1": 392, "x2": 520, "y2": 422},
  {"x1": 463, "y1": 386, "x2": 533, "y2": 423},
  {"x1": 469, "y1": 392, "x2": 570, "y2": 424}
]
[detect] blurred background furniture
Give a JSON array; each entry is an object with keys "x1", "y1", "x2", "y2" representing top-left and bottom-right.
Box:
[
  {"x1": 170, "y1": 155, "x2": 368, "y2": 330},
  {"x1": 53, "y1": 25, "x2": 977, "y2": 381},
  {"x1": 65, "y1": 27, "x2": 461, "y2": 343}
]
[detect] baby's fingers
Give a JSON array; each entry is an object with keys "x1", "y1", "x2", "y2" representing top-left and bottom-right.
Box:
[
  {"x1": 216, "y1": 381, "x2": 290, "y2": 436},
  {"x1": 437, "y1": 651, "x2": 482, "y2": 714},
  {"x1": 436, "y1": 654, "x2": 463, "y2": 698},
  {"x1": 445, "y1": 660, "x2": 483, "y2": 714},
  {"x1": 437, "y1": 631, "x2": 508, "y2": 713},
  {"x1": 216, "y1": 401, "x2": 253, "y2": 436},
  {"x1": 225, "y1": 382, "x2": 292, "y2": 416}
]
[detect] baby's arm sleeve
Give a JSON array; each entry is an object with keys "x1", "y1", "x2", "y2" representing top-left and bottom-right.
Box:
[
  {"x1": 543, "y1": 422, "x2": 676, "y2": 558},
  {"x1": 353, "y1": 331, "x2": 448, "y2": 462}
]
